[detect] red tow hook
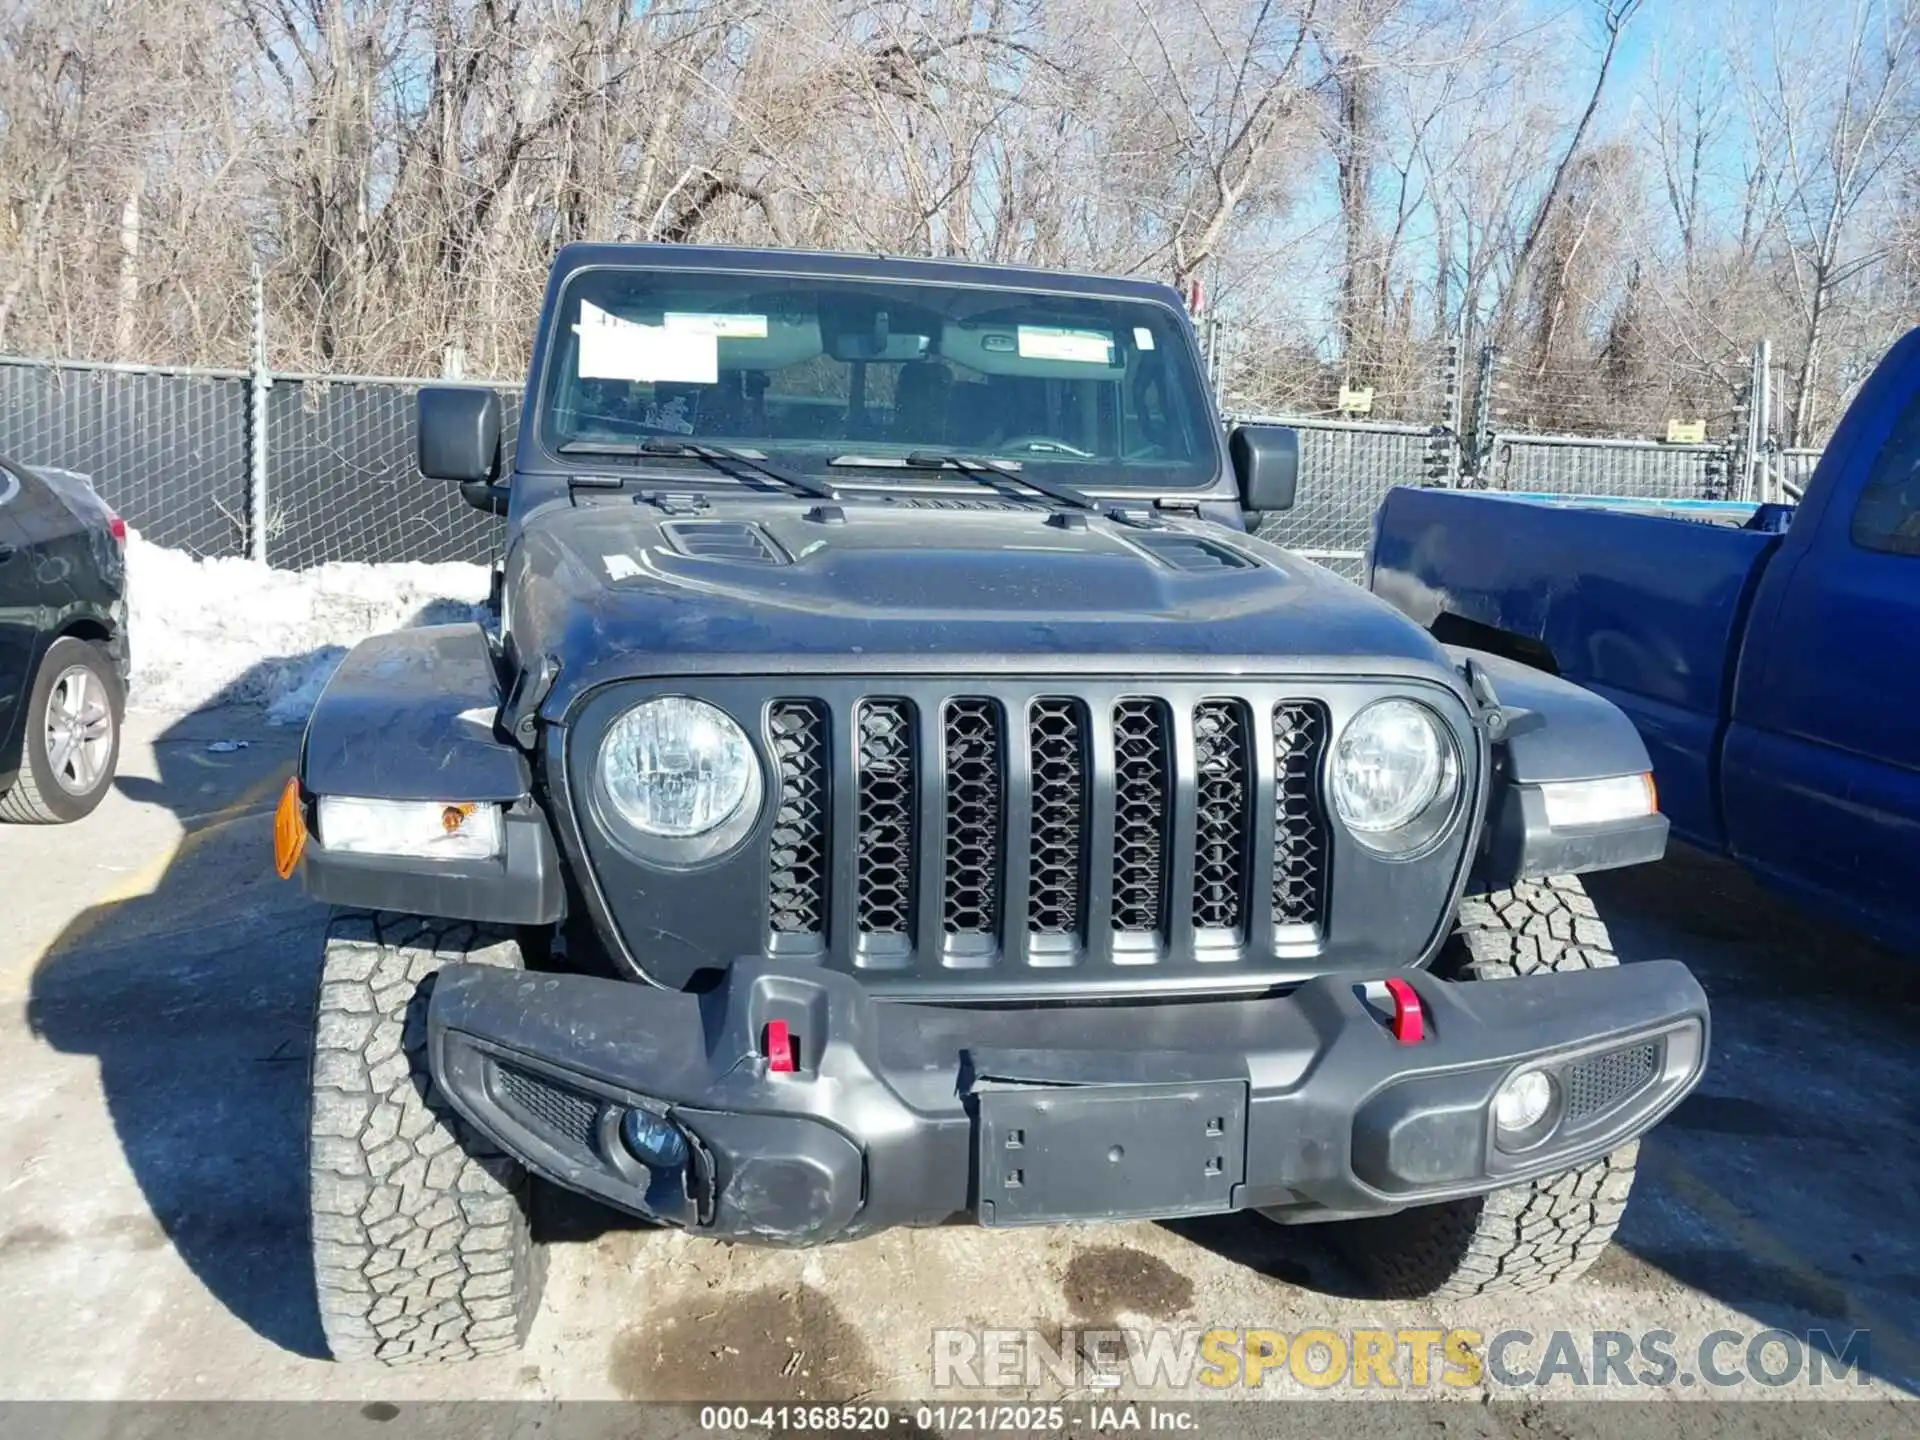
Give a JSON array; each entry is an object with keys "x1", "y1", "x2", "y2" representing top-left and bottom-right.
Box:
[
  {"x1": 1382, "y1": 977, "x2": 1425, "y2": 1045},
  {"x1": 763, "y1": 1019, "x2": 798, "y2": 1074}
]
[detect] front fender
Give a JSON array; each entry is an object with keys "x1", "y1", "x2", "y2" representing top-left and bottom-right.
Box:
[
  {"x1": 296, "y1": 623, "x2": 563, "y2": 925},
  {"x1": 1451, "y1": 647, "x2": 1669, "y2": 891}
]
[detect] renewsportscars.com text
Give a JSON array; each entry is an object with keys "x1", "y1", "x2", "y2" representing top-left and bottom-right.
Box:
[{"x1": 932, "y1": 1326, "x2": 1873, "y2": 1391}]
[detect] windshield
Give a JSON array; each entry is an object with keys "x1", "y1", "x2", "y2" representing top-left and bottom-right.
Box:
[{"x1": 536, "y1": 268, "x2": 1221, "y2": 488}]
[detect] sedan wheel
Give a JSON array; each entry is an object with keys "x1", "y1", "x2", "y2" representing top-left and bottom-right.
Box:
[
  {"x1": 0, "y1": 637, "x2": 123, "y2": 824},
  {"x1": 45, "y1": 664, "x2": 115, "y2": 796}
]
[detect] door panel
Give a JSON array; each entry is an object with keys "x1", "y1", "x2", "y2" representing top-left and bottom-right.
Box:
[{"x1": 1727, "y1": 371, "x2": 1920, "y2": 949}]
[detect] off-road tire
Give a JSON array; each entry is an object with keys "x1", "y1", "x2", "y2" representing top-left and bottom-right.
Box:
[
  {"x1": 308, "y1": 912, "x2": 546, "y2": 1363},
  {"x1": 0, "y1": 636, "x2": 123, "y2": 824},
  {"x1": 1330, "y1": 875, "x2": 1639, "y2": 1298}
]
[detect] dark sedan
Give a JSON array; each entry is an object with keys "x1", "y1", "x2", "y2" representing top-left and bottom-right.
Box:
[{"x1": 0, "y1": 458, "x2": 129, "y2": 823}]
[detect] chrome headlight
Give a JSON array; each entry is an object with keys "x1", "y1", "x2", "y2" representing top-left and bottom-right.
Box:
[
  {"x1": 598, "y1": 697, "x2": 755, "y2": 840},
  {"x1": 1329, "y1": 699, "x2": 1461, "y2": 855}
]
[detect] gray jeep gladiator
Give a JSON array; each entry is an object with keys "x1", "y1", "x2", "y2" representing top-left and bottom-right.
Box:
[{"x1": 284, "y1": 243, "x2": 1708, "y2": 1366}]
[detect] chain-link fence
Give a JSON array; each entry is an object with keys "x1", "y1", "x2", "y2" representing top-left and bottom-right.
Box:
[
  {"x1": 1228, "y1": 417, "x2": 1441, "y2": 581},
  {"x1": 264, "y1": 375, "x2": 519, "y2": 568},
  {"x1": 0, "y1": 343, "x2": 1821, "y2": 576},
  {"x1": 0, "y1": 357, "x2": 253, "y2": 556}
]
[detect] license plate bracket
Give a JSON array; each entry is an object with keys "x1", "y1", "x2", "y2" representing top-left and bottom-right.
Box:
[{"x1": 975, "y1": 1080, "x2": 1247, "y2": 1225}]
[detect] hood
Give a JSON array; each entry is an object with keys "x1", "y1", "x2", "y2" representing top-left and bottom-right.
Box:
[{"x1": 507, "y1": 495, "x2": 1456, "y2": 711}]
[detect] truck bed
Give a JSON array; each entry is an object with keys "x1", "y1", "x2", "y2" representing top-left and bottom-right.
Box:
[{"x1": 1368, "y1": 487, "x2": 1788, "y2": 849}]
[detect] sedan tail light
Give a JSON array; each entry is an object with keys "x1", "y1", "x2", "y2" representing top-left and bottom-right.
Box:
[{"x1": 105, "y1": 508, "x2": 127, "y2": 546}]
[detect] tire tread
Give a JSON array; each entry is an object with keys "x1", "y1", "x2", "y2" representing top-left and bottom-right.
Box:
[{"x1": 309, "y1": 910, "x2": 545, "y2": 1365}]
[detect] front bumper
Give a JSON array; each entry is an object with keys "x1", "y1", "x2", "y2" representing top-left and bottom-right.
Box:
[{"x1": 427, "y1": 959, "x2": 1708, "y2": 1243}]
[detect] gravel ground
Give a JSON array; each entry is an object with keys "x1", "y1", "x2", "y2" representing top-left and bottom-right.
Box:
[{"x1": 0, "y1": 705, "x2": 1915, "y2": 1426}]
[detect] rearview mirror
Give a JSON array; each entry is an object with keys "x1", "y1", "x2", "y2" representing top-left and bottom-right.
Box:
[
  {"x1": 1229, "y1": 425, "x2": 1299, "y2": 513},
  {"x1": 418, "y1": 385, "x2": 502, "y2": 484}
]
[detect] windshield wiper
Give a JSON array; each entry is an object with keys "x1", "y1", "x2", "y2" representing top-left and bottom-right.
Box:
[
  {"x1": 831, "y1": 450, "x2": 1105, "y2": 514},
  {"x1": 558, "y1": 438, "x2": 839, "y2": 501}
]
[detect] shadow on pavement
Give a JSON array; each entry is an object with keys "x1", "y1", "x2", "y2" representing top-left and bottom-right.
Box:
[{"x1": 23, "y1": 627, "x2": 469, "y2": 1360}]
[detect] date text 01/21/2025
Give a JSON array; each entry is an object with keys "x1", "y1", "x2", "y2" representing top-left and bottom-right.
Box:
[{"x1": 696, "y1": 1405, "x2": 1199, "y2": 1432}]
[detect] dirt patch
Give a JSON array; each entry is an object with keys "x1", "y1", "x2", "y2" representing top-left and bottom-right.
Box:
[
  {"x1": 0, "y1": 1225, "x2": 65, "y2": 1257},
  {"x1": 1059, "y1": 1245, "x2": 1194, "y2": 1325},
  {"x1": 610, "y1": 1283, "x2": 879, "y2": 1402},
  {"x1": 0, "y1": 1215, "x2": 168, "y2": 1255}
]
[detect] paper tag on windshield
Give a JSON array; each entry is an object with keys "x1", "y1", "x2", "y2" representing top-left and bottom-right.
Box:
[
  {"x1": 1017, "y1": 325, "x2": 1113, "y2": 364},
  {"x1": 575, "y1": 301, "x2": 718, "y2": 383},
  {"x1": 666, "y1": 312, "x2": 769, "y2": 339}
]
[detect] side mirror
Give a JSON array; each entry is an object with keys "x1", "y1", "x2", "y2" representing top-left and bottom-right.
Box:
[
  {"x1": 418, "y1": 385, "x2": 502, "y2": 484},
  {"x1": 1229, "y1": 425, "x2": 1299, "y2": 513}
]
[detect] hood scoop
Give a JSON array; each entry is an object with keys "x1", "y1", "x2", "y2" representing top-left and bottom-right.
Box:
[
  {"x1": 661, "y1": 519, "x2": 788, "y2": 566},
  {"x1": 1127, "y1": 531, "x2": 1259, "y2": 572}
]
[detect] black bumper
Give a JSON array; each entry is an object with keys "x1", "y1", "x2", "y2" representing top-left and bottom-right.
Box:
[{"x1": 427, "y1": 959, "x2": 1708, "y2": 1243}]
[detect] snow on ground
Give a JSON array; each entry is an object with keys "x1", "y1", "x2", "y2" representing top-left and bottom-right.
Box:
[{"x1": 124, "y1": 532, "x2": 491, "y2": 724}]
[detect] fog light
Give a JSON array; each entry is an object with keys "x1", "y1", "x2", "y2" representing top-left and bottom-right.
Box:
[
  {"x1": 619, "y1": 1108, "x2": 689, "y2": 1170},
  {"x1": 1494, "y1": 1069, "x2": 1555, "y2": 1136}
]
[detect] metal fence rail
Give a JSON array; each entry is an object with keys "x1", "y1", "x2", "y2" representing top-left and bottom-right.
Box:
[
  {"x1": 1776, "y1": 448, "x2": 1824, "y2": 500},
  {"x1": 1482, "y1": 432, "x2": 1734, "y2": 501}
]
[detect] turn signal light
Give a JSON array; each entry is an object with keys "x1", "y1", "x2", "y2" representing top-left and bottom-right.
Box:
[{"x1": 273, "y1": 777, "x2": 308, "y2": 879}]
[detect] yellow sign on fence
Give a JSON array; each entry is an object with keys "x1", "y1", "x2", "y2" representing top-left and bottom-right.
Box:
[
  {"x1": 1338, "y1": 384, "x2": 1375, "y2": 415},
  {"x1": 1666, "y1": 419, "x2": 1707, "y2": 444}
]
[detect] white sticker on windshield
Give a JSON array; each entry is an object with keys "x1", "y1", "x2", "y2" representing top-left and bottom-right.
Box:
[
  {"x1": 1017, "y1": 325, "x2": 1114, "y2": 364},
  {"x1": 603, "y1": 553, "x2": 643, "y2": 581},
  {"x1": 666, "y1": 312, "x2": 770, "y2": 339},
  {"x1": 1133, "y1": 327, "x2": 1155, "y2": 351},
  {"x1": 574, "y1": 301, "x2": 718, "y2": 384}
]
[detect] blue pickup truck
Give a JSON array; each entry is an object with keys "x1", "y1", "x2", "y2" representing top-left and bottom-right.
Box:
[{"x1": 1370, "y1": 326, "x2": 1920, "y2": 953}]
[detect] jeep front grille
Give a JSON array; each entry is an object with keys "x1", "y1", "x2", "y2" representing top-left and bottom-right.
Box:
[
  {"x1": 768, "y1": 701, "x2": 829, "y2": 935},
  {"x1": 1111, "y1": 699, "x2": 1173, "y2": 937},
  {"x1": 1192, "y1": 700, "x2": 1252, "y2": 936},
  {"x1": 942, "y1": 699, "x2": 1003, "y2": 940},
  {"x1": 853, "y1": 699, "x2": 915, "y2": 938},
  {"x1": 1027, "y1": 699, "x2": 1089, "y2": 938},
  {"x1": 760, "y1": 689, "x2": 1331, "y2": 973},
  {"x1": 1273, "y1": 701, "x2": 1329, "y2": 927}
]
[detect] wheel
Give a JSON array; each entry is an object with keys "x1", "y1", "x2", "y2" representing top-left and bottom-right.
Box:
[
  {"x1": 1328, "y1": 875, "x2": 1639, "y2": 1298},
  {"x1": 308, "y1": 912, "x2": 547, "y2": 1364},
  {"x1": 0, "y1": 636, "x2": 123, "y2": 824}
]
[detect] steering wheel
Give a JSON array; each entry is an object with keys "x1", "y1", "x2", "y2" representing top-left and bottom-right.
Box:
[{"x1": 999, "y1": 435, "x2": 1095, "y2": 458}]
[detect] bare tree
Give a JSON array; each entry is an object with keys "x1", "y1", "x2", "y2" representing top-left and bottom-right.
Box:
[
  {"x1": 0, "y1": 0, "x2": 1911, "y2": 444},
  {"x1": 1738, "y1": 0, "x2": 1920, "y2": 442}
]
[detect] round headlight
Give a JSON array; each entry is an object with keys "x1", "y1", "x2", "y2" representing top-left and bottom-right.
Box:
[
  {"x1": 1330, "y1": 699, "x2": 1460, "y2": 852},
  {"x1": 599, "y1": 697, "x2": 754, "y2": 838}
]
